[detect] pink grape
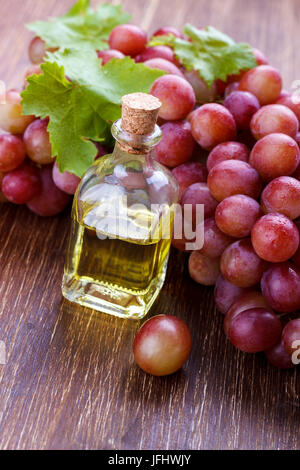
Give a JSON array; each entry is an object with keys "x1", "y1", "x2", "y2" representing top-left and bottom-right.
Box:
[
  {"x1": 135, "y1": 45, "x2": 176, "y2": 64},
  {"x1": 228, "y1": 307, "x2": 282, "y2": 353},
  {"x1": 188, "y1": 251, "x2": 220, "y2": 286},
  {"x1": 0, "y1": 90, "x2": 35, "y2": 134},
  {"x1": 206, "y1": 141, "x2": 250, "y2": 172},
  {"x1": 238, "y1": 65, "x2": 282, "y2": 105},
  {"x1": 152, "y1": 27, "x2": 183, "y2": 39},
  {"x1": 252, "y1": 213, "x2": 299, "y2": 262},
  {"x1": 23, "y1": 118, "x2": 53, "y2": 165},
  {"x1": 249, "y1": 133, "x2": 300, "y2": 181},
  {"x1": 172, "y1": 161, "x2": 208, "y2": 199},
  {"x1": 250, "y1": 104, "x2": 299, "y2": 140},
  {"x1": 190, "y1": 103, "x2": 237, "y2": 150},
  {"x1": 224, "y1": 291, "x2": 270, "y2": 336},
  {"x1": 196, "y1": 217, "x2": 233, "y2": 258},
  {"x1": 265, "y1": 338, "x2": 296, "y2": 369},
  {"x1": 261, "y1": 263, "x2": 300, "y2": 312},
  {"x1": 282, "y1": 319, "x2": 300, "y2": 356},
  {"x1": 1, "y1": 164, "x2": 41, "y2": 204},
  {"x1": 215, "y1": 194, "x2": 262, "y2": 238},
  {"x1": 221, "y1": 238, "x2": 267, "y2": 287},
  {"x1": 27, "y1": 165, "x2": 71, "y2": 216},
  {"x1": 108, "y1": 24, "x2": 147, "y2": 57},
  {"x1": 214, "y1": 275, "x2": 250, "y2": 315},
  {"x1": 97, "y1": 49, "x2": 125, "y2": 64},
  {"x1": 144, "y1": 58, "x2": 183, "y2": 77},
  {"x1": 183, "y1": 71, "x2": 218, "y2": 104},
  {"x1": 154, "y1": 121, "x2": 195, "y2": 167},
  {"x1": 275, "y1": 93, "x2": 300, "y2": 122},
  {"x1": 150, "y1": 75, "x2": 196, "y2": 120},
  {"x1": 295, "y1": 132, "x2": 300, "y2": 149},
  {"x1": 207, "y1": 160, "x2": 262, "y2": 202},
  {"x1": 52, "y1": 162, "x2": 81, "y2": 195},
  {"x1": 252, "y1": 48, "x2": 268, "y2": 66},
  {"x1": 223, "y1": 91, "x2": 260, "y2": 130},
  {"x1": 261, "y1": 176, "x2": 300, "y2": 220},
  {"x1": 224, "y1": 82, "x2": 239, "y2": 98},
  {"x1": 0, "y1": 133, "x2": 26, "y2": 172},
  {"x1": 181, "y1": 182, "x2": 218, "y2": 222},
  {"x1": 28, "y1": 37, "x2": 47, "y2": 64}
]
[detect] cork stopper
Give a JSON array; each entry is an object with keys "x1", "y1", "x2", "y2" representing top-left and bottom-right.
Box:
[{"x1": 121, "y1": 92, "x2": 161, "y2": 135}]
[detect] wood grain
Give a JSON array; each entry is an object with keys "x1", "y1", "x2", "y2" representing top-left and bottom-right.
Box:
[{"x1": 0, "y1": 0, "x2": 299, "y2": 450}]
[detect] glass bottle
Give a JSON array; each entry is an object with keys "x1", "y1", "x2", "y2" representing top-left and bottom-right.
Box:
[{"x1": 62, "y1": 93, "x2": 179, "y2": 319}]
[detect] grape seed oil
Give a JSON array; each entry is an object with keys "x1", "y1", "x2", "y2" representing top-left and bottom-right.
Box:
[{"x1": 62, "y1": 93, "x2": 179, "y2": 319}]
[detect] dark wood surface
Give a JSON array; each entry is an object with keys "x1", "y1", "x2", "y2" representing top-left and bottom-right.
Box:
[{"x1": 0, "y1": 0, "x2": 299, "y2": 450}]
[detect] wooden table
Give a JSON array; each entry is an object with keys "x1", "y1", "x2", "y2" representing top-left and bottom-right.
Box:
[{"x1": 0, "y1": 0, "x2": 299, "y2": 451}]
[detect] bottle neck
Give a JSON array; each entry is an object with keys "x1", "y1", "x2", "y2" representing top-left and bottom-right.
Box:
[{"x1": 111, "y1": 119, "x2": 162, "y2": 157}]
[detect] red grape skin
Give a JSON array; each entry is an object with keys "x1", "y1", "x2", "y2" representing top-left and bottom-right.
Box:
[
  {"x1": 224, "y1": 291, "x2": 270, "y2": 336},
  {"x1": 223, "y1": 91, "x2": 260, "y2": 130},
  {"x1": 228, "y1": 307, "x2": 282, "y2": 353},
  {"x1": 261, "y1": 262, "x2": 300, "y2": 312},
  {"x1": 215, "y1": 194, "x2": 262, "y2": 238},
  {"x1": 0, "y1": 90, "x2": 35, "y2": 134},
  {"x1": 52, "y1": 162, "x2": 81, "y2": 195},
  {"x1": 238, "y1": 65, "x2": 282, "y2": 105},
  {"x1": 154, "y1": 121, "x2": 195, "y2": 167},
  {"x1": 188, "y1": 251, "x2": 220, "y2": 286},
  {"x1": 135, "y1": 45, "x2": 176, "y2": 64},
  {"x1": 224, "y1": 82, "x2": 239, "y2": 98},
  {"x1": 23, "y1": 118, "x2": 53, "y2": 165},
  {"x1": 181, "y1": 182, "x2": 218, "y2": 222},
  {"x1": 206, "y1": 141, "x2": 250, "y2": 172},
  {"x1": 171, "y1": 206, "x2": 195, "y2": 252},
  {"x1": 221, "y1": 238, "x2": 267, "y2": 288},
  {"x1": 265, "y1": 338, "x2": 296, "y2": 369},
  {"x1": 108, "y1": 24, "x2": 147, "y2": 57},
  {"x1": 0, "y1": 171, "x2": 8, "y2": 202},
  {"x1": 249, "y1": 133, "x2": 300, "y2": 182},
  {"x1": 252, "y1": 48, "x2": 268, "y2": 66},
  {"x1": 172, "y1": 162, "x2": 208, "y2": 199},
  {"x1": 214, "y1": 275, "x2": 250, "y2": 315},
  {"x1": 190, "y1": 103, "x2": 237, "y2": 150},
  {"x1": 250, "y1": 104, "x2": 299, "y2": 140},
  {"x1": 144, "y1": 58, "x2": 183, "y2": 77},
  {"x1": 152, "y1": 27, "x2": 183, "y2": 39},
  {"x1": 133, "y1": 315, "x2": 192, "y2": 376},
  {"x1": 207, "y1": 160, "x2": 262, "y2": 202},
  {"x1": 275, "y1": 93, "x2": 300, "y2": 122},
  {"x1": 252, "y1": 213, "x2": 299, "y2": 263},
  {"x1": 97, "y1": 49, "x2": 125, "y2": 64},
  {"x1": 294, "y1": 132, "x2": 300, "y2": 150},
  {"x1": 0, "y1": 134, "x2": 26, "y2": 172},
  {"x1": 282, "y1": 319, "x2": 300, "y2": 356},
  {"x1": 261, "y1": 176, "x2": 300, "y2": 220},
  {"x1": 196, "y1": 217, "x2": 233, "y2": 258},
  {"x1": 150, "y1": 75, "x2": 196, "y2": 120},
  {"x1": 27, "y1": 165, "x2": 71, "y2": 216},
  {"x1": 184, "y1": 71, "x2": 218, "y2": 104},
  {"x1": 1, "y1": 164, "x2": 41, "y2": 204}
]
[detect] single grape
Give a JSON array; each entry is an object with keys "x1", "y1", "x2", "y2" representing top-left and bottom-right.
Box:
[
  {"x1": 215, "y1": 194, "x2": 262, "y2": 238},
  {"x1": 228, "y1": 307, "x2": 282, "y2": 353},
  {"x1": 154, "y1": 121, "x2": 195, "y2": 167},
  {"x1": 190, "y1": 103, "x2": 237, "y2": 150},
  {"x1": 207, "y1": 160, "x2": 262, "y2": 202},
  {"x1": 223, "y1": 91, "x2": 260, "y2": 130},
  {"x1": 261, "y1": 263, "x2": 300, "y2": 312},
  {"x1": 150, "y1": 75, "x2": 196, "y2": 120},
  {"x1": 214, "y1": 275, "x2": 250, "y2": 315},
  {"x1": 133, "y1": 315, "x2": 192, "y2": 376},
  {"x1": 0, "y1": 133, "x2": 26, "y2": 172},
  {"x1": 23, "y1": 118, "x2": 53, "y2": 165},
  {"x1": 135, "y1": 45, "x2": 177, "y2": 64},
  {"x1": 172, "y1": 161, "x2": 208, "y2": 199},
  {"x1": 249, "y1": 133, "x2": 300, "y2": 181},
  {"x1": 108, "y1": 24, "x2": 147, "y2": 56},
  {"x1": 144, "y1": 58, "x2": 183, "y2": 77},
  {"x1": 261, "y1": 176, "x2": 300, "y2": 220},
  {"x1": 181, "y1": 182, "x2": 218, "y2": 223},
  {"x1": 224, "y1": 291, "x2": 270, "y2": 336},
  {"x1": 252, "y1": 213, "x2": 299, "y2": 262},
  {"x1": 206, "y1": 141, "x2": 250, "y2": 172},
  {"x1": 265, "y1": 338, "x2": 296, "y2": 369},
  {"x1": 282, "y1": 319, "x2": 300, "y2": 357},
  {"x1": 196, "y1": 217, "x2": 233, "y2": 258},
  {"x1": 97, "y1": 49, "x2": 125, "y2": 64},
  {"x1": 250, "y1": 104, "x2": 299, "y2": 140},
  {"x1": 252, "y1": 48, "x2": 268, "y2": 66},
  {"x1": 238, "y1": 65, "x2": 282, "y2": 105},
  {"x1": 0, "y1": 90, "x2": 35, "y2": 134},
  {"x1": 221, "y1": 238, "x2": 267, "y2": 287},
  {"x1": 1, "y1": 164, "x2": 41, "y2": 204},
  {"x1": 188, "y1": 251, "x2": 220, "y2": 286},
  {"x1": 52, "y1": 162, "x2": 81, "y2": 195},
  {"x1": 27, "y1": 165, "x2": 71, "y2": 217},
  {"x1": 28, "y1": 37, "x2": 46, "y2": 64},
  {"x1": 152, "y1": 27, "x2": 183, "y2": 39},
  {"x1": 183, "y1": 70, "x2": 218, "y2": 104},
  {"x1": 275, "y1": 93, "x2": 300, "y2": 122}
]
